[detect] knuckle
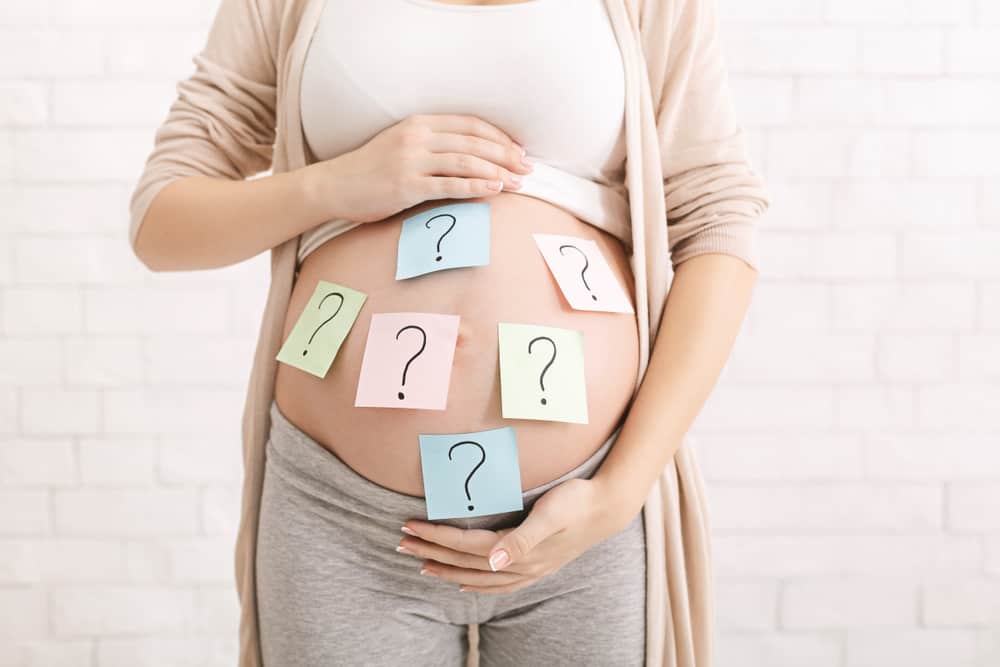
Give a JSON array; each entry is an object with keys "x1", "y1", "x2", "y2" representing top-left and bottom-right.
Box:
[
  {"x1": 408, "y1": 176, "x2": 435, "y2": 197},
  {"x1": 452, "y1": 530, "x2": 470, "y2": 553},
  {"x1": 398, "y1": 127, "x2": 424, "y2": 149},
  {"x1": 396, "y1": 173, "x2": 419, "y2": 198},
  {"x1": 509, "y1": 144, "x2": 522, "y2": 165},
  {"x1": 521, "y1": 561, "x2": 540, "y2": 577},
  {"x1": 470, "y1": 115, "x2": 488, "y2": 136},
  {"x1": 463, "y1": 135, "x2": 480, "y2": 158},
  {"x1": 448, "y1": 177, "x2": 467, "y2": 196},
  {"x1": 508, "y1": 532, "x2": 532, "y2": 558},
  {"x1": 435, "y1": 178, "x2": 451, "y2": 198}
]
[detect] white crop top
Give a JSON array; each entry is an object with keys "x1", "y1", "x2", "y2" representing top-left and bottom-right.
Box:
[{"x1": 297, "y1": 0, "x2": 630, "y2": 264}]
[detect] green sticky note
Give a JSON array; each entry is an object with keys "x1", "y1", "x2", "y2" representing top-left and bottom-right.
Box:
[
  {"x1": 276, "y1": 280, "x2": 367, "y2": 379},
  {"x1": 497, "y1": 322, "x2": 588, "y2": 424}
]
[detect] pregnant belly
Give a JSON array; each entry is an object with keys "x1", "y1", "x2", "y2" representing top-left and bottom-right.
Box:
[{"x1": 273, "y1": 191, "x2": 640, "y2": 497}]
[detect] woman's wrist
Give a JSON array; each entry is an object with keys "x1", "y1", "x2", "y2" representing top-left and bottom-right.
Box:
[
  {"x1": 590, "y1": 469, "x2": 647, "y2": 536},
  {"x1": 295, "y1": 155, "x2": 353, "y2": 225},
  {"x1": 590, "y1": 428, "x2": 686, "y2": 534}
]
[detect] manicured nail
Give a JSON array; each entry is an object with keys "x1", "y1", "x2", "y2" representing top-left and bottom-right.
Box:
[
  {"x1": 488, "y1": 550, "x2": 509, "y2": 572},
  {"x1": 420, "y1": 568, "x2": 434, "y2": 577},
  {"x1": 487, "y1": 179, "x2": 502, "y2": 191},
  {"x1": 396, "y1": 545, "x2": 414, "y2": 555},
  {"x1": 516, "y1": 143, "x2": 526, "y2": 157},
  {"x1": 521, "y1": 153, "x2": 535, "y2": 167},
  {"x1": 509, "y1": 173, "x2": 522, "y2": 185},
  {"x1": 459, "y1": 587, "x2": 470, "y2": 593},
  {"x1": 401, "y1": 526, "x2": 418, "y2": 536}
]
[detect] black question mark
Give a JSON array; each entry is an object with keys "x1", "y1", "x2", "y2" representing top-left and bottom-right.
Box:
[
  {"x1": 395, "y1": 325, "x2": 427, "y2": 400},
  {"x1": 558, "y1": 244, "x2": 597, "y2": 301},
  {"x1": 528, "y1": 336, "x2": 557, "y2": 405},
  {"x1": 303, "y1": 292, "x2": 345, "y2": 356},
  {"x1": 425, "y1": 213, "x2": 457, "y2": 262},
  {"x1": 448, "y1": 440, "x2": 486, "y2": 511}
]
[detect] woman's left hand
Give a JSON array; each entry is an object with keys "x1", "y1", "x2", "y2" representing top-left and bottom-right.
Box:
[{"x1": 397, "y1": 476, "x2": 632, "y2": 594}]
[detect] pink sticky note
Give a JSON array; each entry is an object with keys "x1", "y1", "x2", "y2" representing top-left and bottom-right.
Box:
[
  {"x1": 355, "y1": 312, "x2": 461, "y2": 410},
  {"x1": 533, "y1": 233, "x2": 635, "y2": 314}
]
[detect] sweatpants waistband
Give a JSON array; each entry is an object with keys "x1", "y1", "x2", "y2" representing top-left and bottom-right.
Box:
[{"x1": 265, "y1": 400, "x2": 622, "y2": 530}]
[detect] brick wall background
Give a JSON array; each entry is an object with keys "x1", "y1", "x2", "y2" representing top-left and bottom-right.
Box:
[{"x1": 1, "y1": 0, "x2": 998, "y2": 665}]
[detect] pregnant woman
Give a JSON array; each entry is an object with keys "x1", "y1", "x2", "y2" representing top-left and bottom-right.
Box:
[{"x1": 128, "y1": 0, "x2": 768, "y2": 665}]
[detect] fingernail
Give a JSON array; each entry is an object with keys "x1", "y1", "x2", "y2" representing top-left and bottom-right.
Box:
[
  {"x1": 396, "y1": 545, "x2": 414, "y2": 555},
  {"x1": 487, "y1": 179, "x2": 503, "y2": 192},
  {"x1": 522, "y1": 154, "x2": 535, "y2": 167},
  {"x1": 420, "y1": 568, "x2": 434, "y2": 577},
  {"x1": 488, "y1": 550, "x2": 509, "y2": 572},
  {"x1": 509, "y1": 173, "x2": 522, "y2": 185},
  {"x1": 517, "y1": 143, "x2": 526, "y2": 157},
  {"x1": 401, "y1": 526, "x2": 418, "y2": 536}
]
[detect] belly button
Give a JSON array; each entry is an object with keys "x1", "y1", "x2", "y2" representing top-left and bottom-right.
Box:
[{"x1": 455, "y1": 321, "x2": 475, "y2": 350}]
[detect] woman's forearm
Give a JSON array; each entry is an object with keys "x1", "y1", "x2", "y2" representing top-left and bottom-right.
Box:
[
  {"x1": 133, "y1": 159, "x2": 344, "y2": 272},
  {"x1": 593, "y1": 252, "x2": 757, "y2": 527}
]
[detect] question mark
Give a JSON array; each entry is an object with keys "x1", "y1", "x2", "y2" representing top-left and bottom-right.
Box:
[
  {"x1": 303, "y1": 292, "x2": 345, "y2": 356},
  {"x1": 395, "y1": 325, "x2": 427, "y2": 400},
  {"x1": 425, "y1": 213, "x2": 457, "y2": 262},
  {"x1": 528, "y1": 335, "x2": 557, "y2": 405},
  {"x1": 448, "y1": 440, "x2": 486, "y2": 511},
  {"x1": 558, "y1": 244, "x2": 597, "y2": 301}
]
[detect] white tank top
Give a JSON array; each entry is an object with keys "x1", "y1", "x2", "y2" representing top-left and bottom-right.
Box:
[{"x1": 297, "y1": 0, "x2": 629, "y2": 263}]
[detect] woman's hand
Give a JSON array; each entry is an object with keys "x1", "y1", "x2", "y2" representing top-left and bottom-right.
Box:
[
  {"x1": 310, "y1": 113, "x2": 535, "y2": 225},
  {"x1": 396, "y1": 476, "x2": 632, "y2": 594}
]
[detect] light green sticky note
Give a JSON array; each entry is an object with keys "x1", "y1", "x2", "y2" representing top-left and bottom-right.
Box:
[
  {"x1": 497, "y1": 322, "x2": 588, "y2": 424},
  {"x1": 276, "y1": 280, "x2": 367, "y2": 378}
]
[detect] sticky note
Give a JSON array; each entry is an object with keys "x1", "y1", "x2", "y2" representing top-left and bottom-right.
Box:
[
  {"x1": 497, "y1": 322, "x2": 588, "y2": 424},
  {"x1": 533, "y1": 233, "x2": 634, "y2": 313},
  {"x1": 396, "y1": 202, "x2": 490, "y2": 279},
  {"x1": 354, "y1": 312, "x2": 461, "y2": 410},
  {"x1": 276, "y1": 280, "x2": 367, "y2": 378},
  {"x1": 419, "y1": 426, "x2": 523, "y2": 520}
]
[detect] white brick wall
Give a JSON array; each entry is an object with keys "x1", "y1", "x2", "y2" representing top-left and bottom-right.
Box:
[{"x1": 0, "y1": 1, "x2": 997, "y2": 666}]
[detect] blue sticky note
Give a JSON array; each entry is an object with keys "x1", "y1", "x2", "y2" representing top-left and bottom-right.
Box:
[
  {"x1": 418, "y1": 427, "x2": 523, "y2": 520},
  {"x1": 396, "y1": 202, "x2": 490, "y2": 279}
]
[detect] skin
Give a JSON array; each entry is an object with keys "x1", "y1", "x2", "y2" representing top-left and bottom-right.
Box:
[
  {"x1": 135, "y1": 0, "x2": 755, "y2": 597},
  {"x1": 134, "y1": 114, "x2": 533, "y2": 271},
  {"x1": 273, "y1": 189, "x2": 640, "y2": 495},
  {"x1": 394, "y1": 0, "x2": 757, "y2": 589},
  {"x1": 401, "y1": 252, "x2": 755, "y2": 591}
]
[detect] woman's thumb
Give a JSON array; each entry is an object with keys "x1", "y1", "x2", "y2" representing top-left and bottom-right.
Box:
[{"x1": 487, "y1": 511, "x2": 551, "y2": 571}]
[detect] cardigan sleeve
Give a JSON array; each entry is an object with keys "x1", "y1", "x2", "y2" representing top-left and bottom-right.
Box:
[
  {"x1": 127, "y1": 0, "x2": 280, "y2": 251},
  {"x1": 640, "y1": 0, "x2": 769, "y2": 270}
]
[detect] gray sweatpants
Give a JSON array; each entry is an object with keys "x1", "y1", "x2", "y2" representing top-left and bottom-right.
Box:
[{"x1": 256, "y1": 401, "x2": 646, "y2": 667}]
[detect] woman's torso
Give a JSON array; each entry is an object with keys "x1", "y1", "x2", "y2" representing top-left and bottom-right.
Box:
[{"x1": 274, "y1": 0, "x2": 640, "y2": 496}]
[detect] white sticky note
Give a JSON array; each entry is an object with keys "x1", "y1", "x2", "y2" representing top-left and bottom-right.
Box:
[{"x1": 533, "y1": 233, "x2": 634, "y2": 314}]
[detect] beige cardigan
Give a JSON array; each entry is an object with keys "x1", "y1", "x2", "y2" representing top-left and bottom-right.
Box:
[{"x1": 128, "y1": 0, "x2": 769, "y2": 664}]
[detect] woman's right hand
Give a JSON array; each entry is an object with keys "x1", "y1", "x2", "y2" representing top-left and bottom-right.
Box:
[{"x1": 311, "y1": 113, "x2": 536, "y2": 224}]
